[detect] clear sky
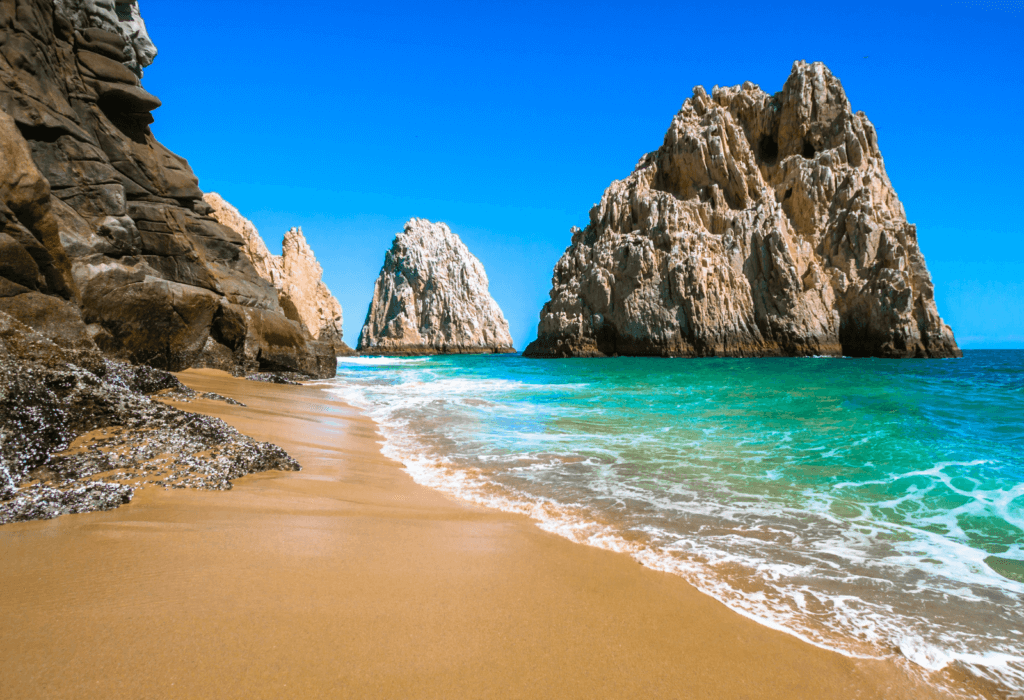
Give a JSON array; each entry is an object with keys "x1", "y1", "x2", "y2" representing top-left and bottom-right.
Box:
[{"x1": 139, "y1": 0, "x2": 1023, "y2": 350}]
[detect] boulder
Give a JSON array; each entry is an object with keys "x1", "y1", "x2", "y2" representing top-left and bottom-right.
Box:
[
  {"x1": 525, "y1": 62, "x2": 960, "y2": 359},
  {"x1": 0, "y1": 290, "x2": 95, "y2": 352},
  {"x1": 357, "y1": 218, "x2": 515, "y2": 355},
  {"x1": 195, "y1": 300, "x2": 333, "y2": 377},
  {"x1": 239, "y1": 306, "x2": 321, "y2": 376},
  {"x1": 74, "y1": 255, "x2": 220, "y2": 370}
]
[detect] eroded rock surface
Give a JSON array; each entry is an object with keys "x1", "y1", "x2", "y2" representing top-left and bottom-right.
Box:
[
  {"x1": 525, "y1": 61, "x2": 960, "y2": 359},
  {"x1": 0, "y1": 0, "x2": 334, "y2": 377},
  {"x1": 53, "y1": 0, "x2": 157, "y2": 76},
  {"x1": 358, "y1": 218, "x2": 515, "y2": 355},
  {"x1": 204, "y1": 192, "x2": 352, "y2": 355},
  {"x1": 0, "y1": 311, "x2": 299, "y2": 525}
]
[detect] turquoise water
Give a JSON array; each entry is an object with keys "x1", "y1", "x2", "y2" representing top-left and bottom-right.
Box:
[{"x1": 325, "y1": 351, "x2": 1024, "y2": 696}]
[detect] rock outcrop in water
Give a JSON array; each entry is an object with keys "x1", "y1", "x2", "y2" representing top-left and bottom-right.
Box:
[
  {"x1": 204, "y1": 193, "x2": 352, "y2": 356},
  {"x1": 358, "y1": 218, "x2": 515, "y2": 355},
  {"x1": 525, "y1": 61, "x2": 960, "y2": 359},
  {"x1": 0, "y1": 0, "x2": 335, "y2": 377}
]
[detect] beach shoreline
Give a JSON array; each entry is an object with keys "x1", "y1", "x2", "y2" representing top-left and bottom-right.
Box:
[{"x1": 0, "y1": 370, "x2": 994, "y2": 699}]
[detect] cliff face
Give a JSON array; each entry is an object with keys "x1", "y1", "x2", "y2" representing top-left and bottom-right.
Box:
[
  {"x1": 204, "y1": 192, "x2": 351, "y2": 355},
  {"x1": 279, "y1": 227, "x2": 349, "y2": 353},
  {"x1": 358, "y1": 218, "x2": 515, "y2": 355},
  {"x1": 525, "y1": 62, "x2": 960, "y2": 359},
  {"x1": 0, "y1": 0, "x2": 334, "y2": 377}
]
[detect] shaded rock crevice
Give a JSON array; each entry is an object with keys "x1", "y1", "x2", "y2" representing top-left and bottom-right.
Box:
[{"x1": 525, "y1": 62, "x2": 959, "y2": 359}]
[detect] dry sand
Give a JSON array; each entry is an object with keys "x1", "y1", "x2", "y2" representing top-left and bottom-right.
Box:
[{"x1": 0, "y1": 370, "x2": 987, "y2": 699}]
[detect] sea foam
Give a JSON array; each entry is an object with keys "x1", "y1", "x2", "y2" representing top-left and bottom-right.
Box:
[{"x1": 326, "y1": 352, "x2": 1024, "y2": 698}]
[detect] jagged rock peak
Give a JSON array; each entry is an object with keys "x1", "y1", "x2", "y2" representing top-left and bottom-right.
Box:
[
  {"x1": 53, "y1": 0, "x2": 157, "y2": 76},
  {"x1": 202, "y1": 193, "x2": 282, "y2": 286},
  {"x1": 357, "y1": 218, "x2": 515, "y2": 355},
  {"x1": 203, "y1": 193, "x2": 348, "y2": 352},
  {"x1": 524, "y1": 61, "x2": 960, "y2": 359},
  {"x1": 279, "y1": 225, "x2": 346, "y2": 351}
]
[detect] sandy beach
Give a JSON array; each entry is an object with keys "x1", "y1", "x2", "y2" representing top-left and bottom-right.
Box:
[{"x1": 0, "y1": 370, "x2": 989, "y2": 700}]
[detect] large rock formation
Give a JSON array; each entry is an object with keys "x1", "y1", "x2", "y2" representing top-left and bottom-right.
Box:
[
  {"x1": 525, "y1": 61, "x2": 960, "y2": 359},
  {"x1": 358, "y1": 218, "x2": 515, "y2": 355},
  {"x1": 0, "y1": 0, "x2": 335, "y2": 377},
  {"x1": 203, "y1": 192, "x2": 351, "y2": 356}
]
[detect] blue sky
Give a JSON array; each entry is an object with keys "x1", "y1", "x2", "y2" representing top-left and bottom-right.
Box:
[{"x1": 140, "y1": 1, "x2": 1023, "y2": 349}]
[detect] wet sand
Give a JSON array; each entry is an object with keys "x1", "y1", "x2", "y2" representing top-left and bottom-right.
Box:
[{"x1": 0, "y1": 370, "x2": 985, "y2": 699}]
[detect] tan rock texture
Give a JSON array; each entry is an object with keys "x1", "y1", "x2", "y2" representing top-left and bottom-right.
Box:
[
  {"x1": 358, "y1": 218, "x2": 515, "y2": 355},
  {"x1": 202, "y1": 192, "x2": 282, "y2": 287},
  {"x1": 204, "y1": 193, "x2": 350, "y2": 355},
  {"x1": 280, "y1": 227, "x2": 347, "y2": 352},
  {"x1": 525, "y1": 61, "x2": 960, "y2": 359},
  {"x1": 0, "y1": 0, "x2": 335, "y2": 377}
]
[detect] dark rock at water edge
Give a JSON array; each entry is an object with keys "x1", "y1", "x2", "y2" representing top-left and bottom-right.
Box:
[{"x1": 0, "y1": 311, "x2": 300, "y2": 525}]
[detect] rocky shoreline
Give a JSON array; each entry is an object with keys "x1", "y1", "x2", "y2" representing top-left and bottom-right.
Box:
[
  {"x1": 0, "y1": 0, "x2": 354, "y2": 524},
  {"x1": 0, "y1": 310, "x2": 298, "y2": 525},
  {"x1": 1, "y1": 1, "x2": 966, "y2": 530}
]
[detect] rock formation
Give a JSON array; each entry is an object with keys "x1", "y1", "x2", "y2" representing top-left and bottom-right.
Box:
[
  {"x1": 53, "y1": 0, "x2": 156, "y2": 77},
  {"x1": 203, "y1": 192, "x2": 352, "y2": 355},
  {"x1": 0, "y1": 0, "x2": 335, "y2": 377},
  {"x1": 0, "y1": 309, "x2": 299, "y2": 524},
  {"x1": 201, "y1": 192, "x2": 282, "y2": 287},
  {"x1": 358, "y1": 218, "x2": 515, "y2": 355},
  {"x1": 525, "y1": 61, "x2": 960, "y2": 359}
]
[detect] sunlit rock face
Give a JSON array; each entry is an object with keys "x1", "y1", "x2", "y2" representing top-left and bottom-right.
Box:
[
  {"x1": 0, "y1": 0, "x2": 335, "y2": 377},
  {"x1": 358, "y1": 218, "x2": 516, "y2": 355},
  {"x1": 525, "y1": 61, "x2": 960, "y2": 359},
  {"x1": 204, "y1": 193, "x2": 351, "y2": 355}
]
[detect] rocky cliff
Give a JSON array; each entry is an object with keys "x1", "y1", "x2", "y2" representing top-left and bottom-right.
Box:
[
  {"x1": 0, "y1": 0, "x2": 335, "y2": 377},
  {"x1": 204, "y1": 192, "x2": 352, "y2": 355},
  {"x1": 525, "y1": 61, "x2": 960, "y2": 359},
  {"x1": 358, "y1": 218, "x2": 515, "y2": 355}
]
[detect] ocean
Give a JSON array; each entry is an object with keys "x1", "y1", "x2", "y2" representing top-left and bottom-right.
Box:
[{"x1": 323, "y1": 350, "x2": 1024, "y2": 697}]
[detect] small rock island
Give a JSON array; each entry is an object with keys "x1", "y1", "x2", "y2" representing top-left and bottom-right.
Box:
[
  {"x1": 358, "y1": 218, "x2": 515, "y2": 355},
  {"x1": 525, "y1": 61, "x2": 960, "y2": 359}
]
